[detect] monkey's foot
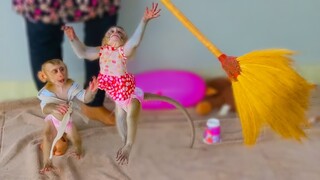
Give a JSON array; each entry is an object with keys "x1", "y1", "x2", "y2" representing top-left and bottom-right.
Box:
[
  {"x1": 68, "y1": 152, "x2": 82, "y2": 159},
  {"x1": 68, "y1": 147, "x2": 83, "y2": 160},
  {"x1": 116, "y1": 145, "x2": 132, "y2": 165},
  {"x1": 81, "y1": 104, "x2": 115, "y2": 126},
  {"x1": 40, "y1": 161, "x2": 58, "y2": 174}
]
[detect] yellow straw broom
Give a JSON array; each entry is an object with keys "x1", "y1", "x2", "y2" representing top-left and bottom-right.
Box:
[{"x1": 161, "y1": 0, "x2": 313, "y2": 145}]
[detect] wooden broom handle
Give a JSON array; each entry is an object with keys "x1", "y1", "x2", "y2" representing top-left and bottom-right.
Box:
[{"x1": 161, "y1": 0, "x2": 223, "y2": 58}]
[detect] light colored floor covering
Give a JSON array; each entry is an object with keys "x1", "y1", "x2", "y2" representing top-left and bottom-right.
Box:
[{"x1": 0, "y1": 87, "x2": 319, "y2": 180}]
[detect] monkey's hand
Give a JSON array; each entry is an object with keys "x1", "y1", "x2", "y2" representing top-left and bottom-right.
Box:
[
  {"x1": 143, "y1": 2, "x2": 161, "y2": 22},
  {"x1": 43, "y1": 103, "x2": 69, "y2": 119},
  {"x1": 51, "y1": 103, "x2": 70, "y2": 120},
  {"x1": 88, "y1": 76, "x2": 99, "y2": 93},
  {"x1": 52, "y1": 103, "x2": 70, "y2": 116},
  {"x1": 116, "y1": 145, "x2": 132, "y2": 165},
  {"x1": 83, "y1": 76, "x2": 98, "y2": 103},
  {"x1": 62, "y1": 25, "x2": 77, "y2": 41}
]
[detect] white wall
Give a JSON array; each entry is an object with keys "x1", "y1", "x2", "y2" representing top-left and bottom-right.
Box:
[{"x1": 1, "y1": 0, "x2": 320, "y2": 101}]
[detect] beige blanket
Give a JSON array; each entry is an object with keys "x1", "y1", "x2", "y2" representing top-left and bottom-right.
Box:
[{"x1": 0, "y1": 88, "x2": 320, "y2": 180}]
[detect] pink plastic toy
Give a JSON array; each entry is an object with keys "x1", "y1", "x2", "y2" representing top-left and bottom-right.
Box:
[{"x1": 135, "y1": 69, "x2": 206, "y2": 109}]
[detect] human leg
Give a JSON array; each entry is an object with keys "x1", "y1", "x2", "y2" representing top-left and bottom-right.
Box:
[
  {"x1": 25, "y1": 20, "x2": 64, "y2": 90},
  {"x1": 80, "y1": 102, "x2": 115, "y2": 125}
]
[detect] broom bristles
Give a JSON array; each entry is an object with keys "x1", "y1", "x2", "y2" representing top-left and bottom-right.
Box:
[{"x1": 233, "y1": 49, "x2": 313, "y2": 145}]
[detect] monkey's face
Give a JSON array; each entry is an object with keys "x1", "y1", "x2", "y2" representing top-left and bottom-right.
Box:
[
  {"x1": 44, "y1": 63, "x2": 68, "y2": 87},
  {"x1": 104, "y1": 27, "x2": 127, "y2": 47}
]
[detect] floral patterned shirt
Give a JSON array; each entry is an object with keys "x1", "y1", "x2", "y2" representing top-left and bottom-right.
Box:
[{"x1": 12, "y1": 0, "x2": 120, "y2": 24}]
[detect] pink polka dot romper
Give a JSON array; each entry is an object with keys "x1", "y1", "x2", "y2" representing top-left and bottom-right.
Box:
[{"x1": 98, "y1": 45, "x2": 143, "y2": 109}]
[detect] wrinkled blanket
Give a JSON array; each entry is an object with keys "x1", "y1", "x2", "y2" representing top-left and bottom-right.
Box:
[{"x1": 0, "y1": 88, "x2": 320, "y2": 180}]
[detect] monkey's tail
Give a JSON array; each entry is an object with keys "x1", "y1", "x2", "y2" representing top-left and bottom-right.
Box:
[{"x1": 143, "y1": 93, "x2": 195, "y2": 148}]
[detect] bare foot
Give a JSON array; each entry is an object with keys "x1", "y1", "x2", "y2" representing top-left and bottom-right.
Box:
[
  {"x1": 68, "y1": 147, "x2": 83, "y2": 159},
  {"x1": 116, "y1": 145, "x2": 132, "y2": 165},
  {"x1": 81, "y1": 104, "x2": 115, "y2": 125},
  {"x1": 40, "y1": 161, "x2": 58, "y2": 174}
]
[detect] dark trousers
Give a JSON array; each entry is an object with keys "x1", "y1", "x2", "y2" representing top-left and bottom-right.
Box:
[{"x1": 25, "y1": 14, "x2": 117, "y2": 107}]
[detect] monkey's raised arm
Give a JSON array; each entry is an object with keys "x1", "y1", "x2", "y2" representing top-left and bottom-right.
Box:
[
  {"x1": 70, "y1": 38, "x2": 100, "y2": 61},
  {"x1": 82, "y1": 76, "x2": 98, "y2": 103},
  {"x1": 123, "y1": 19, "x2": 148, "y2": 58},
  {"x1": 83, "y1": 90, "x2": 97, "y2": 104},
  {"x1": 63, "y1": 25, "x2": 100, "y2": 61},
  {"x1": 73, "y1": 86, "x2": 95, "y2": 104},
  {"x1": 123, "y1": 3, "x2": 161, "y2": 57}
]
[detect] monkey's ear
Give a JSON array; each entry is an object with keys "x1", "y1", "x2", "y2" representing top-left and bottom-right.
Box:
[{"x1": 37, "y1": 71, "x2": 47, "y2": 83}]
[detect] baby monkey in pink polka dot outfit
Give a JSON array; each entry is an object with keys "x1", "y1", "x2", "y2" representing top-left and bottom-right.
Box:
[{"x1": 63, "y1": 3, "x2": 195, "y2": 165}]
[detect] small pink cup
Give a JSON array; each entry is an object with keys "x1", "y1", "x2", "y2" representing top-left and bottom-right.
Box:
[{"x1": 203, "y1": 118, "x2": 221, "y2": 144}]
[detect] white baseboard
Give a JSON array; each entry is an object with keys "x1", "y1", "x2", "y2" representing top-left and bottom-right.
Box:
[{"x1": 0, "y1": 81, "x2": 38, "y2": 102}]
